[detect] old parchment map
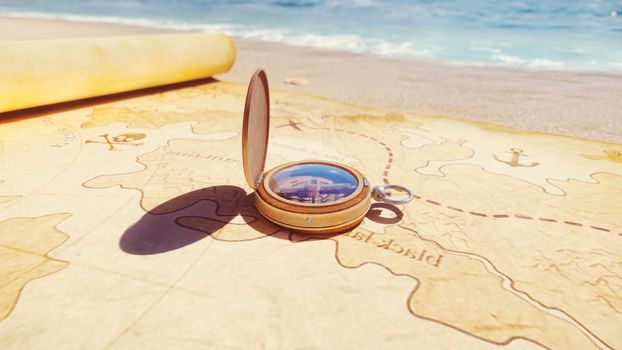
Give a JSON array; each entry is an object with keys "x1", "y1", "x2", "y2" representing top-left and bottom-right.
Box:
[{"x1": 0, "y1": 81, "x2": 620, "y2": 349}]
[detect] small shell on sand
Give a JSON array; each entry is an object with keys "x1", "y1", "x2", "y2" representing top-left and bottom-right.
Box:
[{"x1": 284, "y1": 77, "x2": 310, "y2": 86}]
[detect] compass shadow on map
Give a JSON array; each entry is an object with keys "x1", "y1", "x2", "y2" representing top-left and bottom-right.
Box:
[{"x1": 119, "y1": 185, "x2": 280, "y2": 254}]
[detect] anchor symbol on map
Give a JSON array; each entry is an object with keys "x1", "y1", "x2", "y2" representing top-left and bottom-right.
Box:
[
  {"x1": 493, "y1": 148, "x2": 539, "y2": 167},
  {"x1": 85, "y1": 133, "x2": 146, "y2": 151}
]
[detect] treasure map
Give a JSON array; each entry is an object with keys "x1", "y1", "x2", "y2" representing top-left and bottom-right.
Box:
[{"x1": 0, "y1": 81, "x2": 620, "y2": 349}]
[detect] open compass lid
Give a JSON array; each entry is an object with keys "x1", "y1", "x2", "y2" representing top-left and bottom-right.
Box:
[{"x1": 242, "y1": 69, "x2": 270, "y2": 189}]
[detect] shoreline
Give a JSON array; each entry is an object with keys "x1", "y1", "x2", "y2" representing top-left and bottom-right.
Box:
[
  {"x1": 1, "y1": 16, "x2": 621, "y2": 143},
  {"x1": 3, "y1": 11, "x2": 621, "y2": 76}
]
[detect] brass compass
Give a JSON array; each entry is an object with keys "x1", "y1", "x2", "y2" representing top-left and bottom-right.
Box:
[{"x1": 242, "y1": 69, "x2": 412, "y2": 234}]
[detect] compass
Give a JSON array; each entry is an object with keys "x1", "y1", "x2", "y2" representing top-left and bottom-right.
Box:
[{"x1": 242, "y1": 69, "x2": 413, "y2": 234}]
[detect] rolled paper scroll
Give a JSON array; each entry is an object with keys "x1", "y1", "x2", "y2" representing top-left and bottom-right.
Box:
[{"x1": 0, "y1": 32, "x2": 236, "y2": 113}]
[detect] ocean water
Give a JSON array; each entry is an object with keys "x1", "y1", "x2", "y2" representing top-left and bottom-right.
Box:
[{"x1": 1, "y1": 0, "x2": 621, "y2": 72}]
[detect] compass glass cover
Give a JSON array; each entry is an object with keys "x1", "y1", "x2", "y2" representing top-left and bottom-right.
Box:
[{"x1": 269, "y1": 163, "x2": 359, "y2": 204}]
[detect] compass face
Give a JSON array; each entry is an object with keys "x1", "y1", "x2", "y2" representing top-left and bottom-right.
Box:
[{"x1": 268, "y1": 163, "x2": 359, "y2": 204}]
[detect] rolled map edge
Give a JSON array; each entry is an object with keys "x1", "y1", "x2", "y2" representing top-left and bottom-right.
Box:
[{"x1": 0, "y1": 32, "x2": 237, "y2": 113}]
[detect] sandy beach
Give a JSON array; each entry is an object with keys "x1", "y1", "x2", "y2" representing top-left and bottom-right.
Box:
[{"x1": 1, "y1": 16, "x2": 621, "y2": 143}]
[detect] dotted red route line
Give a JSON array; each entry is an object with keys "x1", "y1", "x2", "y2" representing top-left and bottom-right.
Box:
[{"x1": 304, "y1": 124, "x2": 621, "y2": 237}]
